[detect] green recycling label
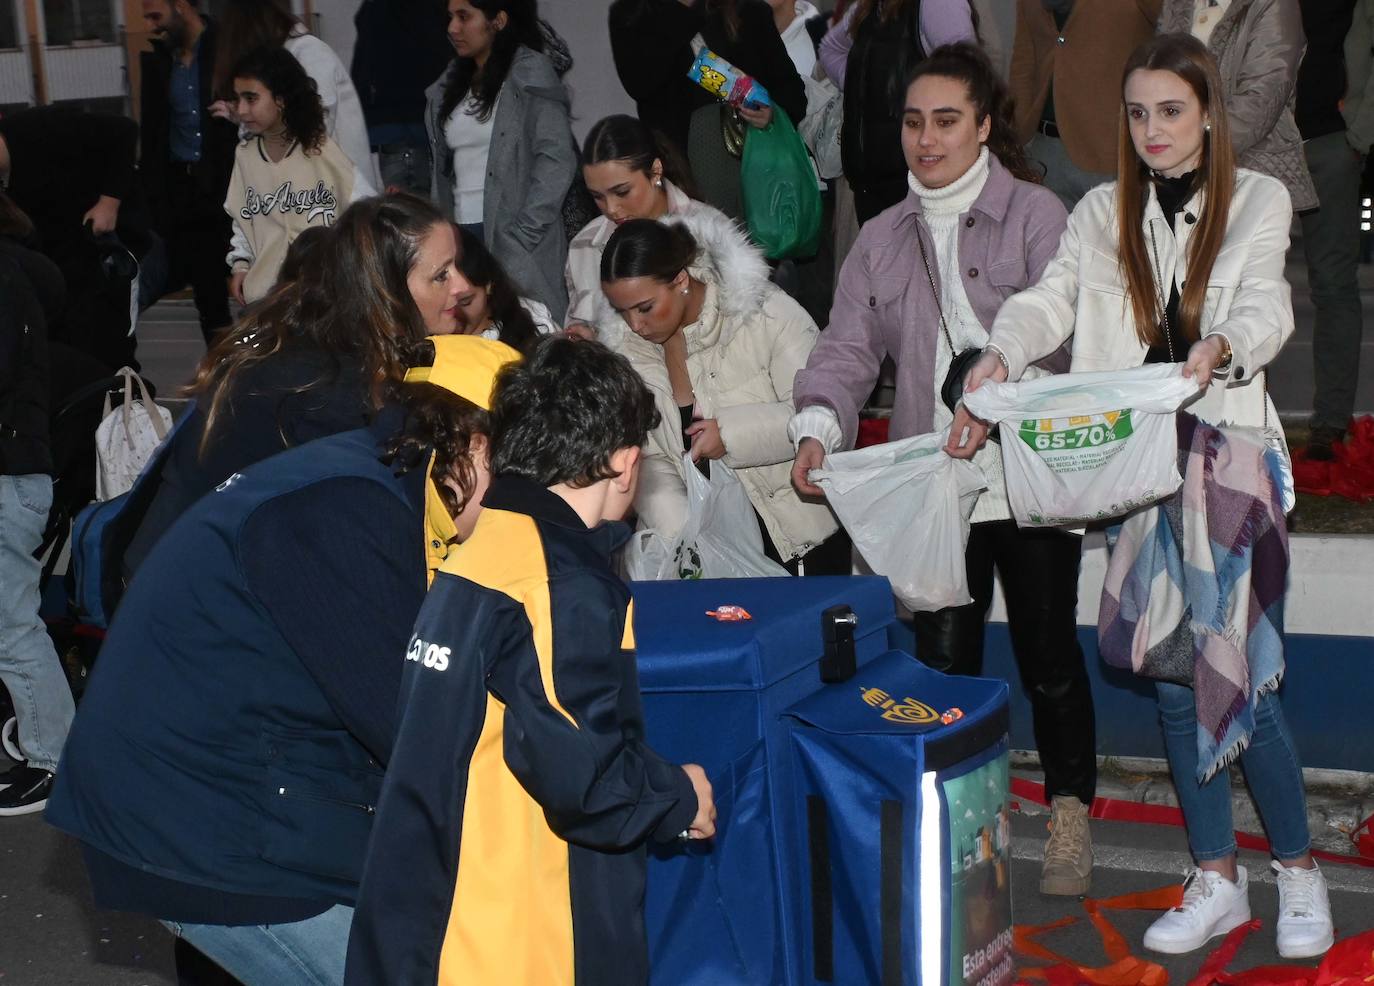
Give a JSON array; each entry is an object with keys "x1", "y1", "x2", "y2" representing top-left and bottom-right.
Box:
[{"x1": 1016, "y1": 410, "x2": 1134, "y2": 474}]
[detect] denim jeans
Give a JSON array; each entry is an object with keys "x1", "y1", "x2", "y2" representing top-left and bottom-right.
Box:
[
  {"x1": 163, "y1": 903, "x2": 353, "y2": 986},
  {"x1": 0, "y1": 474, "x2": 73, "y2": 772},
  {"x1": 377, "y1": 141, "x2": 433, "y2": 199},
  {"x1": 1156, "y1": 681, "x2": 1311, "y2": 862},
  {"x1": 1301, "y1": 130, "x2": 1365, "y2": 431}
]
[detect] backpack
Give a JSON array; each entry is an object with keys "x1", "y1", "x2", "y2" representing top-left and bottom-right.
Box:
[
  {"x1": 72, "y1": 404, "x2": 190, "y2": 628},
  {"x1": 94, "y1": 367, "x2": 172, "y2": 501}
]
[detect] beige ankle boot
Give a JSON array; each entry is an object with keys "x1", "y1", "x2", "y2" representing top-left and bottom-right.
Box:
[{"x1": 1041, "y1": 794, "x2": 1093, "y2": 896}]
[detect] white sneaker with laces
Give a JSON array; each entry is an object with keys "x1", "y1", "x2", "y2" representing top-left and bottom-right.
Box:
[
  {"x1": 1273, "y1": 860, "x2": 1334, "y2": 959},
  {"x1": 1143, "y1": 866, "x2": 1251, "y2": 955}
]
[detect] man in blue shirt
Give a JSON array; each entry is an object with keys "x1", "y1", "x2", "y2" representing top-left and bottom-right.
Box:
[{"x1": 139, "y1": 0, "x2": 237, "y2": 341}]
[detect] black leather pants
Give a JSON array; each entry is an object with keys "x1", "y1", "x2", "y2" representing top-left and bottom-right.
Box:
[{"x1": 911, "y1": 520, "x2": 1097, "y2": 805}]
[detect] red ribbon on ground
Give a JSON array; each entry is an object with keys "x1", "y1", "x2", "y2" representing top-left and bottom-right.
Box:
[{"x1": 1293, "y1": 416, "x2": 1374, "y2": 503}]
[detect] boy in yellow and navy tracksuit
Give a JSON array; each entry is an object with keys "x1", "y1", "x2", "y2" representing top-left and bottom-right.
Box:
[{"x1": 346, "y1": 338, "x2": 715, "y2": 986}]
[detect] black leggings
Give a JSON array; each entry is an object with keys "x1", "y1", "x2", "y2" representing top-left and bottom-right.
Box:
[{"x1": 911, "y1": 520, "x2": 1097, "y2": 805}]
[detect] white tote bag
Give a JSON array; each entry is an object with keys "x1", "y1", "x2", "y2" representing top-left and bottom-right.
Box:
[
  {"x1": 95, "y1": 367, "x2": 173, "y2": 501},
  {"x1": 623, "y1": 454, "x2": 789, "y2": 580},
  {"x1": 809, "y1": 432, "x2": 987, "y2": 611},
  {"x1": 962, "y1": 365, "x2": 1201, "y2": 527}
]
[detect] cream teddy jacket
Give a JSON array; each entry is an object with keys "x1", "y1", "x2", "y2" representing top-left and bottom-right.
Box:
[{"x1": 597, "y1": 208, "x2": 839, "y2": 561}]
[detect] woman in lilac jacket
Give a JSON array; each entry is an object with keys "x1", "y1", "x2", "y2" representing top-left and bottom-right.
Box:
[{"x1": 789, "y1": 43, "x2": 1099, "y2": 898}]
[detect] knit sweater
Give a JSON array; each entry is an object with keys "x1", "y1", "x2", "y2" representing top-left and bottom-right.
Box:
[{"x1": 224, "y1": 135, "x2": 368, "y2": 303}]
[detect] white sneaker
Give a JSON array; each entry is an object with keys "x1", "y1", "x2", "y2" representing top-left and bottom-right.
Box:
[
  {"x1": 1143, "y1": 866, "x2": 1251, "y2": 955},
  {"x1": 1273, "y1": 860, "x2": 1334, "y2": 959}
]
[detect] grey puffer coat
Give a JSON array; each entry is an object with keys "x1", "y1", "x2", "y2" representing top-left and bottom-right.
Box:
[
  {"x1": 425, "y1": 45, "x2": 577, "y2": 320},
  {"x1": 1158, "y1": 0, "x2": 1316, "y2": 211}
]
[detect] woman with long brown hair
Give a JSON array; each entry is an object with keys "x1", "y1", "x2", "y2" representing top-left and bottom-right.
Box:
[
  {"x1": 956, "y1": 34, "x2": 1332, "y2": 959},
  {"x1": 790, "y1": 42, "x2": 1099, "y2": 898},
  {"x1": 123, "y1": 193, "x2": 463, "y2": 576}
]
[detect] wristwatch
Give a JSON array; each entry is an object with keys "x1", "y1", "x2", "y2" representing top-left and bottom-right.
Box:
[{"x1": 1211, "y1": 335, "x2": 1233, "y2": 375}]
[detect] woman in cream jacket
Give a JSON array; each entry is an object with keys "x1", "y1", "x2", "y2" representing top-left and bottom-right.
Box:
[
  {"x1": 954, "y1": 34, "x2": 1329, "y2": 963},
  {"x1": 597, "y1": 209, "x2": 843, "y2": 572}
]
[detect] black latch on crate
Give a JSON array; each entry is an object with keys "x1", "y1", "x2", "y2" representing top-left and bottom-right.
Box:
[{"x1": 819, "y1": 605, "x2": 858, "y2": 683}]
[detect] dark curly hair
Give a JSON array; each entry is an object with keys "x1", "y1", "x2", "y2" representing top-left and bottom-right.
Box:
[
  {"x1": 230, "y1": 46, "x2": 327, "y2": 152},
  {"x1": 439, "y1": 0, "x2": 544, "y2": 123},
  {"x1": 382, "y1": 380, "x2": 491, "y2": 523},
  {"x1": 905, "y1": 42, "x2": 1038, "y2": 184},
  {"x1": 454, "y1": 225, "x2": 540, "y2": 355}
]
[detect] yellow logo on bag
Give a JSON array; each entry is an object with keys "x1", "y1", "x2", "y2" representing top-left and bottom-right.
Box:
[{"x1": 859, "y1": 687, "x2": 940, "y2": 724}]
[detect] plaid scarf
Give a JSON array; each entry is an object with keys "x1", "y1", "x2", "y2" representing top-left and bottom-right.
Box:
[{"x1": 1098, "y1": 413, "x2": 1289, "y2": 782}]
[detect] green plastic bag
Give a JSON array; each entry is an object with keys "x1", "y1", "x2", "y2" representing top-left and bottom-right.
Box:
[{"x1": 740, "y1": 106, "x2": 822, "y2": 260}]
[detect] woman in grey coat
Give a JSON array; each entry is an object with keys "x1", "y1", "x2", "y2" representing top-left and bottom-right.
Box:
[
  {"x1": 1158, "y1": 0, "x2": 1316, "y2": 210},
  {"x1": 426, "y1": 0, "x2": 576, "y2": 320}
]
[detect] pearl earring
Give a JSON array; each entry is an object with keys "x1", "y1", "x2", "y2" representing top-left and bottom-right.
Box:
[
  {"x1": 656, "y1": 178, "x2": 663, "y2": 187},
  {"x1": 681, "y1": 286, "x2": 689, "y2": 295},
  {"x1": 1204, "y1": 123, "x2": 1212, "y2": 132}
]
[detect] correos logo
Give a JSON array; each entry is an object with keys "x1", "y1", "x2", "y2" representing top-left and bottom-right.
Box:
[
  {"x1": 859, "y1": 687, "x2": 938, "y2": 724},
  {"x1": 406, "y1": 633, "x2": 450, "y2": 672}
]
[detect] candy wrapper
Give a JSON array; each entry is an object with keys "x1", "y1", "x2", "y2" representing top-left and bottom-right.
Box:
[
  {"x1": 706, "y1": 605, "x2": 753, "y2": 622},
  {"x1": 688, "y1": 48, "x2": 771, "y2": 110}
]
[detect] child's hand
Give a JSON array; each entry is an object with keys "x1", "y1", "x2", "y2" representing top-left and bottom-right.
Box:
[
  {"x1": 229, "y1": 270, "x2": 247, "y2": 306},
  {"x1": 682, "y1": 763, "x2": 716, "y2": 840}
]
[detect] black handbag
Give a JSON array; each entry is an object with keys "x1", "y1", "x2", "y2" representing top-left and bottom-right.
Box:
[{"x1": 915, "y1": 229, "x2": 999, "y2": 441}]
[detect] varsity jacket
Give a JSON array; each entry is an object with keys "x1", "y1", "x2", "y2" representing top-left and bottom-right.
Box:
[{"x1": 346, "y1": 476, "x2": 698, "y2": 986}]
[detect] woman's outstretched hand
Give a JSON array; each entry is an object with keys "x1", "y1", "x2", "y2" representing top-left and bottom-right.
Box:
[
  {"x1": 944, "y1": 350, "x2": 1006, "y2": 459},
  {"x1": 1182, "y1": 335, "x2": 1227, "y2": 393},
  {"x1": 791, "y1": 437, "x2": 826, "y2": 498}
]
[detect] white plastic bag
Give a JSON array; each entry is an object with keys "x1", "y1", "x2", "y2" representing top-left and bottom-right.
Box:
[
  {"x1": 962, "y1": 365, "x2": 1201, "y2": 527},
  {"x1": 809, "y1": 432, "x2": 987, "y2": 611},
  {"x1": 95, "y1": 367, "x2": 173, "y2": 501},
  {"x1": 622, "y1": 454, "x2": 789, "y2": 580}
]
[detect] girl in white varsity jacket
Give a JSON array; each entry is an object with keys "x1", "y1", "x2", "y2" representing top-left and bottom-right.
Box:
[{"x1": 224, "y1": 46, "x2": 374, "y2": 305}]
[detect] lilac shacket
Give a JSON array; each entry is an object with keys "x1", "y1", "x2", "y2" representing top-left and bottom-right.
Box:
[
  {"x1": 792, "y1": 155, "x2": 1069, "y2": 450},
  {"x1": 818, "y1": 1, "x2": 978, "y2": 89}
]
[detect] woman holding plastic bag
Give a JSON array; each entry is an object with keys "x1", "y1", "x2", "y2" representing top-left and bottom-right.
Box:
[
  {"x1": 953, "y1": 35, "x2": 1331, "y2": 959},
  {"x1": 789, "y1": 43, "x2": 1100, "y2": 898},
  {"x1": 598, "y1": 214, "x2": 845, "y2": 575}
]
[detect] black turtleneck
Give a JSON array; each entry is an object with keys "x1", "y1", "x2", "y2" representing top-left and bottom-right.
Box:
[{"x1": 1144, "y1": 170, "x2": 1198, "y2": 364}]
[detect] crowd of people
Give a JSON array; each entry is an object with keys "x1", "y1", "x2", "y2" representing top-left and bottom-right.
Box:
[{"x1": 0, "y1": 0, "x2": 1366, "y2": 981}]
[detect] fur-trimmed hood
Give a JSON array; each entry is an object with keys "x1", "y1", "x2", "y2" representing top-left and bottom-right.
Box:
[{"x1": 594, "y1": 206, "x2": 772, "y2": 352}]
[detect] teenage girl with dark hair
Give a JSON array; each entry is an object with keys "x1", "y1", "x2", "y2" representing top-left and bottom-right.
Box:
[
  {"x1": 127, "y1": 193, "x2": 463, "y2": 576},
  {"x1": 425, "y1": 0, "x2": 576, "y2": 320},
  {"x1": 599, "y1": 217, "x2": 847, "y2": 575},
  {"x1": 790, "y1": 43, "x2": 1100, "y2": 895},
  {"x1": 564, "y1": 113, "x2": 757, "y2": 335},
  {"x1": 211, "y1": 0, "x2": 378, "y2": 188},
  {"x1": 435, "y1": 224, "x2": 557, "y2": 354},
  {"x1": 224, "y1": 46, "x2": 374, "y2": 305},
  {"x1": 956, "y1": 33, "x2": 1331, "y2": 960}
]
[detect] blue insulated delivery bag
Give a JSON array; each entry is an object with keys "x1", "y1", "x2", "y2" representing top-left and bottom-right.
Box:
[
  {"x1": 631, "y1": 576, "x2": 896, "y2": 985},
  {"x1": 785, "y1": 650, "x2": 1013, "y2": 986}
]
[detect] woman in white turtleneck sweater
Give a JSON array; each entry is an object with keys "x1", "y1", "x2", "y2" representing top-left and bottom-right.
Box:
[{"x1": 789, "y1": 44, "x2": 1102, "y2": 898}]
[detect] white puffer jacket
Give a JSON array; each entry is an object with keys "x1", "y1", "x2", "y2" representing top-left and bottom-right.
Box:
[
  {"x1": 598, "y1": 209, "x2": 839, "y2": 561},
  {"x1": 988, "y1": 168, "x2": 1294, "y2": 430}
]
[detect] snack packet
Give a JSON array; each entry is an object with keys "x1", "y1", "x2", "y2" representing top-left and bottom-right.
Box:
[{"x1": 688, "y1": 48, "x2": 772, "y2": 110}]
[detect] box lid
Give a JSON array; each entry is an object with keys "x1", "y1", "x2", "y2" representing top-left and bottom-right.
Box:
[
  {"x1": 632, "y1": 575, "x2": 895, "y2": 692},
  {"x1": 785, "y1": 649, "x2": 1009, "y2": 744}
]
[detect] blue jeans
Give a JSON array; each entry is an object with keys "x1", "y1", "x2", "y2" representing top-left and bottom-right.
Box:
[
  {"x1": 1156, "y1": 681, "x2": 1311, "y2": 862},
  {"x1": 0, "y1": 474, "x2": 73, "y2": 772},
  {"x1": 163, "y1": 903, "x2": 353, "y2": 986}
]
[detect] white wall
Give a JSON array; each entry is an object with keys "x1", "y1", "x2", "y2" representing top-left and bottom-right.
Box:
[{"x1": 306, "y1": 0, "x2": 632, "y2": 141}]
